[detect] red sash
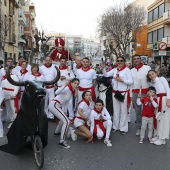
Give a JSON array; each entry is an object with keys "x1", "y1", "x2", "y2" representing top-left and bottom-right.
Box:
[
  {"x1": 79, "y1": 86, "x2": 96, "y2": 102},
  {"x1": 157, "y1": 93, "x2": 167, "y2": 112},
  {"x1": 132, "y1": 88, "x2": 148, "y2": 94},
  {"x1": 75, "y1": 116, "x2": 87, "y2": 127},
  {"x1": 46, "y1": 85, "x2": 54, "y2": 89},
  {"x1": 93, "y1": 120, "x2": 106, "y2": 136}
]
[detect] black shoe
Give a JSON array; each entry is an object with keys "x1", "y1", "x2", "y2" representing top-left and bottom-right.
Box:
[
  {"x1": 120, "y1": 131, "x2": 126, "y2": 135},
  {"x1": 59, "y1": 141, "x2": 71, "y2": 149},
  {"x1": 54, "y1": 132, "x2": 61, "y2": 136}
]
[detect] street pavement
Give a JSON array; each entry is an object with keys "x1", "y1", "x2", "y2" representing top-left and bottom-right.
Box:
[{"x1": 0, "y1": 109, "x2": 170, "y2": 170}]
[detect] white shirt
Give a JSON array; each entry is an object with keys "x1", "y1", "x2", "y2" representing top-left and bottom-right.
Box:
[
  {"x1": 90, "y1": 107, "x2": 111, "y2": 134},
  {"x1": 103, "y1": 67, "x2": 133, "y2": 91},
  {"x1": 77, "y1": 68, "x2": 97, "y2": 88},
  {"x1": 16, "y1": 70, "x2": 31, "y2": 92},
  {"x1": 58, "y1": 66, "x2": 75, "y2": 87},
  {"x1": 75, "y1": 101, "x2": 93, "y2": 118},
  {"x1": 53, "y1": 86, "x2": 73, "y2": 113},
  {"x1": 150, "y1": 77, "x2": 170, "y2": 99},
  {"x1": 29, "y1": 74, "x2": 44, "y2": 81},
  {"x1": 131, "y1": 65, "x2": 151, "y2": 89},
  {"x1": 1, "y1": 74, "x2": 19, "y2": 98},
  {"x1": 13, "y1": 64, "x2": 31, "y2": 74}
]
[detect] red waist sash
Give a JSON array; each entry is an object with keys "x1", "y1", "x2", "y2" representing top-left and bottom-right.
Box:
[
  {"x1": 2, "y1": 87, "x2": 14, "y2": 91},
  {"x1": 132, "y1": 88, "x2": 148, "y2": 94},
  {"x1": 157, "y1": 93, "x2": 167, "y2": 112},
  {"x1": 93, "y1": 120, "x2": 106, "y2": 135},
  {"x1": 46, "y1": 85, "x2": 54, "y2": 89}
]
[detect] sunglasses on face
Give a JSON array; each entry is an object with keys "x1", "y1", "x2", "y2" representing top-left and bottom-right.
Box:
[{"x1": 117, "y1": 60, "x2": 124, "y2": 62}]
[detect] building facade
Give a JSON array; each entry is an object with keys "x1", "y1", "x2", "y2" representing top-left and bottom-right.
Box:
[{"x1": 147, "y1": 0, "x2": 170, "y2": 65}]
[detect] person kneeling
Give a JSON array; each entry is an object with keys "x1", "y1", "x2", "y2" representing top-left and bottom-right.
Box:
[{"x1": 90, "y1": 99, "x2": 112, "y2": 147}]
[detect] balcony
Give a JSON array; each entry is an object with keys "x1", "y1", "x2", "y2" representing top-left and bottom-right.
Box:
[
  {"x1": 18, "y1": 8, "x2": 26, "y2": 25},
  {"x1": 9, "y1": 33, "x2": 16, "y2": 44},
  {"x1": 163, "y1": 10, "x2": 170, "y2": 25}
]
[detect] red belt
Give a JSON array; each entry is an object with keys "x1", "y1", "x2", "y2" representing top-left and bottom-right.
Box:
[
  {"x1": 157, "y1": 93, "x2": 167, "y2": 112},
  {"x1": 46, "y1": 85, "x2": 54, "y2": 89},
  {"x1": 2, "y1": 87, "x2": 14, "y2": 91},
  {"x1": 132, "y1": 88, "x2": 148, "y2": 94},
  {"x1": 79, "y1": 86, "x2": 96, "y2": 102},
  {"x1": 75, "y1": 116, "x2": 86, "y2": 121},
  {"x1": 53, "y1": 99, "x2": 61, "y2": 105}
]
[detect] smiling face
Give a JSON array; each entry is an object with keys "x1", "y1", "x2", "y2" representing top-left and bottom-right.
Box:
[
  {"x1": 71, "y1": 80, "x2": 79, "y2": 90},
  {"x1": 133, "y1": 56, "x2": 141, "y2": 66},
  {"x1": 148, "y1": 71, "x2": 157, "y2": 81},
  {"x1": 147, "y1": 90, "x2": 156, "y2": 97},
  {"x1": 116, "y1": 57, "x2": 125, "y2": 67},
  {"x1": 45, "y1": 56, "x2": 52, "y2": 66},
  {"x1": 95, "y1": 102, "x2": 103, "y2": 111},
  {"x1": 21, "y1": 61, "x2": 27, "y2": 70},
  {"x1": 57, "y1": 45, "x2": 63, "y2": 52},
  {"x1": 82, "y1": 58, "x2": 89, "y2": 68},
  {"x1": 83, "y1": 91, "x2": 92, "y2": 101},
  {"x1": 60, "y1": 58, "x2": 67, "y2": 67}
]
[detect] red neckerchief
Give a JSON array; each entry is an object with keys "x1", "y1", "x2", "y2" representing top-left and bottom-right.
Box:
[
  {"x1": 67, "y1": 83, "x2": 75, "y2": 94},
  {"x1": 20, "y1": 69, "x2": 28, "y2": 76},
  {"x1": 32, "y1": 72, "x2": 41, "y2": 77},
  {"x1": 117, "y1": 65, "x2": 126, "y2": 71},
  {"x1": 44, "y1": 64, "x2": 52, "y2": 68},
  {"x1": 82, "y1": 66, "x2": 91, "y2": 72},
  {"x1": 78, "y1": 99, "x2": 90, "y2": 106},
  {"x1": 134, "y1": 63, "x2": 143, "y2": 71},
  {"x1": 76, "y1": 64, "x2": 82, "y2": 69},
  {"x1": 18, "y1": 63, "x2": 22, "y2": 66},
  {"x1": 93, "y1": 107, "x2": 103, "y2": 114},
  {"x1": 2, "y1": 73, "x2": 13, "y2": 80},
  {"x1": 59, "y1": 65, "x2": 68, "y2": 70}
]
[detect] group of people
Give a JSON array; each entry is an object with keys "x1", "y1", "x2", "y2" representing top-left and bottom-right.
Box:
[{"x1": 0, "y1": 37, "x2": 170, "y2": 149}]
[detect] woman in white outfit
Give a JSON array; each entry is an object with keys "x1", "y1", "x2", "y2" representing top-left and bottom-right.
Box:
[
  {"x1": 48, "y1": 78, "x2": 79, "y2": 149},
  {"x1": 101, "y1": 57, "x2": 133, "y2": 134},
  {"x1": 29, "y1": 64, "x2": 43, "y2": 81},
  {"x1": 147, "y1": 70, "x2": 170, "y2": 145}
]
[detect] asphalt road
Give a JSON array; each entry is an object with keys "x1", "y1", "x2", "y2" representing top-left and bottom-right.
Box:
[{"x1": 0, "y1": 109, "x2": 170, "y2": 170}]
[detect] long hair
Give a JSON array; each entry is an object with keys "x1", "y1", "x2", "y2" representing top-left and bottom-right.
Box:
[{"x1": 147, "y1": 70, "x2": 157, "y2": 82}]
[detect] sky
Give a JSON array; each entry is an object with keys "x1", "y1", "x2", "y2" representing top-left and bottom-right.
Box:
[{"x1": 33, "y1": 0, "x2": 134, "y2": 38}]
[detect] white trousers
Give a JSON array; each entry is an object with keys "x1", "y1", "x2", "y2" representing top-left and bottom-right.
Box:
[
  {"x1": 49, "y1": 101, "x2": 70, "y2": 141},
  {"x1": 112, "y1": 92, "x2": 128, "y2": 132},
  {"x1": 0, "y1": 110, "x2": 3, "y2": 136},
  {"x1": 157, "y1": 96, "x2": 170, "y2": 139},
  {"x1": 96, "y1": 120, "x2": 112, "y2": 139},
  {"x1": 45, "y1": 89, "x2": 55, "y2": 119},
  {"x1": 4, "y1": 99, "x2": 16, "y2": 122},
  {"x1": 67, "y1": 95, "x2": 74, "y2": 119}
]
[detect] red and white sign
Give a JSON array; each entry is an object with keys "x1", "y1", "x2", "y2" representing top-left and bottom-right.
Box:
[{"x1": 158, "y1": 42, "x2": 167, "y2": 50}]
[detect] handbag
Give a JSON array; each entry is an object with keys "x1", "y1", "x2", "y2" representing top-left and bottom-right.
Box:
[{"x1": 114, "y1": 90, "x2": 125, "y2": 102}]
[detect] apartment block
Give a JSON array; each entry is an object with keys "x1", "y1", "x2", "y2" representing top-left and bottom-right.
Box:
[{"x1": 147, "y1": 0, "x2": 170, "y2": 63}]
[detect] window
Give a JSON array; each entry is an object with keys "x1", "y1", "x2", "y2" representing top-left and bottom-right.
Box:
[
  {"x1": 26, "y1": 17, "x2": 29, "y2": 27},
  {"x1": 4, "y1": 0, "x2": 7, "y2": 6},
  {"x1": 148, "y1": 11, "x2": 153, "y2": 23},
  {"x1": 158, "y1": 3, "x2": 164, "y2": 18},
  {"x1": 153, "y1": 7, "x2": 158, "y2": 20},
  {"x1": 147, "y1": 32, "x2": 152, "y2": 43},
  {"x1": 158, "y1": 28, "x2": 164, "y2": 41},
  {"x1": 153, "y1": 30, "x2": 158, "y2": 42}
]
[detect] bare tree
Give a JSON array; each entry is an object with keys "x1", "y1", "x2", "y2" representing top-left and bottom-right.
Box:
[{"x1": 97, "y1": 2, "x2": 145, "y2": 57}]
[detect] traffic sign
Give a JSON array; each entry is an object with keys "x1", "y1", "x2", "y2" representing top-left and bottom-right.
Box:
[{"x1": 158, "y1": 42, "x2": 167, "y2": 50}]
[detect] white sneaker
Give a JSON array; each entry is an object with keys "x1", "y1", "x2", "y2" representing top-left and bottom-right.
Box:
[
  {"x1": 67, "y1": 127, "x2": 73, "y2": 138},
  {"x1": 7, "y1": 122, "x2": 13, "y2": 129},
  {"x1": 154, "y1": 139, "x2": 166, "y2": 145},
  {"x1": 71, "y1": 130, "x2": 77, "y2": 141},
  {"x1": 152, "y1": 136, "x2": 158, "y2": 142},
  {"x1": 104, "y1": 138, "x2": 112, "y2": 147},
  {"x1": 136, "y1": 129, "x2": 141, "y2": 136}
]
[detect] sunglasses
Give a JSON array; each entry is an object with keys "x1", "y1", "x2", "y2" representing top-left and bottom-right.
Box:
[{"x1": 117, "y1": 60, "x2": 124, "y2": 62}]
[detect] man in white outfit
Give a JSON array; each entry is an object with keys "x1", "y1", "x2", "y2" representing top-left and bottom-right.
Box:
[
  {"x1": 57, "y1": 57, "x2": 75, "y2": 123},
  {"x1": 130, "y1": 54, "x2": 151, "y2": 136},
  {"x1": 40, "y1": 56, "x2": 57, "y2": 119},
  {"x1": 1, "y1": 67, "x2": 19, "y2": 129}
]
